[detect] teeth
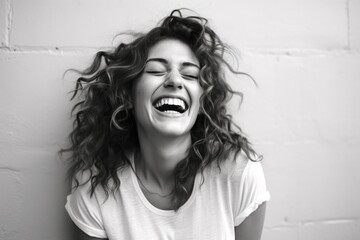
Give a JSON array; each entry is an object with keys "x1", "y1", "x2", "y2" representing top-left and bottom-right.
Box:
[
  {"x1": 155, "y1": 98, "x2": 186, "y2": 110},
  {"x1": 163, "y1": 110, "x2": 179, "y2": 114}
]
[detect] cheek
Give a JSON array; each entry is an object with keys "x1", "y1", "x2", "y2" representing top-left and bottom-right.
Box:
[
  {"x1": 193, "y1": 88, "x2": 204, "y2": 114},
  {"x1": 193, "y1": 86, "x2": 204, "y2": 104},
  {"x1": 133, "y1": 76, "x2": 158, "y2": 98},
  {"x1": 132, "y1": 80, "x2": 151, "y2": 106}
]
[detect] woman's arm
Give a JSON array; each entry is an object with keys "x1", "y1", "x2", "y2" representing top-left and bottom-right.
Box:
[
  {"x1": 234, "y1": 202, "x2": 266, "y2": 240},
  {"x1": 73, "y1": 224, "x2": 108, "y2": 240}
]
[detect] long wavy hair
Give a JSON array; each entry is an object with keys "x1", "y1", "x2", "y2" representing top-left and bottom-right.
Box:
[{"x1": 61, "y1": 9, "x2": 260, "y2": 210}]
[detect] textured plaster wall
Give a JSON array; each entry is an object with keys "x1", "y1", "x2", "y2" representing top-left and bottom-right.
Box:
[{"x1": 0, "y1": 0, "x2": 359, "y2": 239}]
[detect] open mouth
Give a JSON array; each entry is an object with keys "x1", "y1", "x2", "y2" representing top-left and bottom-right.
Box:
[{"x1": 153, "y1": 97, "x2": 188, "y2": 114}]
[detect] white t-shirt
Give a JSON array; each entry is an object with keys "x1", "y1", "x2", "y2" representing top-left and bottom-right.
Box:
[{"x1": 65, "y1": 152, "x2": 270, "y2": 240}]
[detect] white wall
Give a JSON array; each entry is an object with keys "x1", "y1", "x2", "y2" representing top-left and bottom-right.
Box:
[{"x1": 1, "y1": 0, "x2": 359, "y2": 239}]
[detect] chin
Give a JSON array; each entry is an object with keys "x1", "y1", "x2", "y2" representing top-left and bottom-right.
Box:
[{"x1": 153, "y1": 124, "x2": 192, "y2": 138}]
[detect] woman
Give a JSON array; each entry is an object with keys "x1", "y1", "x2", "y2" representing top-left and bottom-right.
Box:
[{"x1": 63, "y1": 9, "x2": 270, "y2": 240}]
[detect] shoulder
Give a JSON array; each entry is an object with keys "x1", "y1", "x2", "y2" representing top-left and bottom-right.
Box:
[
  {"x1": 65, "y1": 166, "x2": 132, "y2": 239},
  {"x1": 65, "y1": 171, "x2": 108, "y2": 238},
  {"x1": 201, "y1": 150, "x2": 270, "y2": 226},
  {"x1": 71, "y1": 164, "x2": 132, "y2": 200},
  {"x1": 206, "y1": 151, "x2": 250, "y2": 180},
  {"x1": 226, "y1": 151, "x2": 269, "y2": 196},
  {"x1": 66, "y1": 170, "x2": 107, "y2": 218},
  {"x1": 67, "y1": 163, "x2": 133, "y2": 215},
  {"x1": 228, "y1": 153, "x2": 270, "y2": 226}
]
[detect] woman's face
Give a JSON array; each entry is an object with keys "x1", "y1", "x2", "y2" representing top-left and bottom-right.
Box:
[{"x1": 132, "y1": 39, "x2": 203, "y2": 139}]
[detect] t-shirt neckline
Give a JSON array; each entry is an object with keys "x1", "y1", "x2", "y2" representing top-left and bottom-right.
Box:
[{"x1": 128, "y1": 151, "x2": 200, "y2": 216}]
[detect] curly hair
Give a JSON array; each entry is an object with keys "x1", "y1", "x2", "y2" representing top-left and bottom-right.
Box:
[{"x1": 61, "y1": 9, "x2": 260, "y2": 210}]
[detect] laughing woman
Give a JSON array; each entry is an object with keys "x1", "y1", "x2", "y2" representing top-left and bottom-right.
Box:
[{"x1": 63, "y1": 9, "x2": 270, "y2": 240}]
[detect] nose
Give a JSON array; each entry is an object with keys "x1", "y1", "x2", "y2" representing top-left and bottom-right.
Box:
[{"x1": 163, "y1": 69, "x2": 183, "y2": 89}]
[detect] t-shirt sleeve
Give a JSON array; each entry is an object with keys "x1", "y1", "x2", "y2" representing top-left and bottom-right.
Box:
[
  {"x1": 65, "y1": 176, "x2": 108, "y2": 238},
  {"x1": 232, "y1": 157, "x2": 270, "y2": 226}
]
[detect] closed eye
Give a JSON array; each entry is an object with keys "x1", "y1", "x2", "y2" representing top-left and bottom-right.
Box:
[
  {"x1": 182, "y1": 74, "x2": 198, "y2": 80},
  {"x1": 146, "y1": 71, "x2": 166, "y2": 76}
]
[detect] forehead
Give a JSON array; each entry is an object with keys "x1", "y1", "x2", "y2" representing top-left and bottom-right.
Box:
[{"x1": 147, "y1": 39, "x2": 199, "y2": 66}]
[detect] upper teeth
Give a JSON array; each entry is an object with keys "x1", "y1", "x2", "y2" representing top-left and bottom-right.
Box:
[{"x1": 155, "y1": 98, "x2": 186, "y2": 109}]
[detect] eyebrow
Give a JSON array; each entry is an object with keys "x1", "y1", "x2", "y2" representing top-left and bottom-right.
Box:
[{"x1": 145, "y1": 58, "x2": 200, "y2": 69}]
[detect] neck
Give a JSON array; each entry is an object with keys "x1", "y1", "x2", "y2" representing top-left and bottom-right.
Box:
[{"x1": 135, "y1": 131, "x2": 191, "y2": 190}]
